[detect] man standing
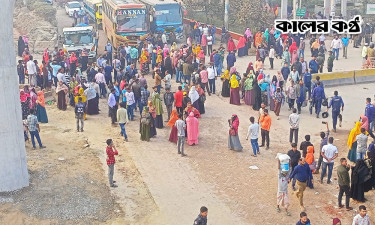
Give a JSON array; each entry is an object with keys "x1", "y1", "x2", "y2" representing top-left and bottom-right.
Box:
[
  {"x1": 26, "y1": 109, "x2": 46, "y2": 150},
  {"x1": 246, "y1": 116, "x2": 260, "y2": 156},
  {"x1": 315, "y1": 122, "x2": 329, "y2": 174},
  {"x1": 106, "y1": 139, "x2": 118, "y2": 188},
  {"x1": 259, "y1": 109, "x2": 271, "y2": 150},
  {"x1": 341, "y1": 34, "x2": 350, "y2": 59},
  {"x1": 17, "y1": 60, "x2": 25, "y2": 84},
  {"x1": 105, "y1": 42, "x2": 113, "y2": 64},
  {"x1": 140, "y1": 85, "x2": 150, "y2": 115},
  {"x1": 289, "y1": 108, "x2": 300, "y2": 144},
  {"x1": 299, "y1": 37, "x2": 305, "y2": 58},
  {"x1": 75, "y1": 97, "x2": 86, "y2": 132},
  {"x1": 281, "y1": 62, "x2": 290, "y2": 81},
  {"x1": 174, "y1": 86, "x2": 184, "y2": 114},
  {"x1": 27, "y1": 55, "x2": 37, "y2": 86},
  {"x1": 289, "y1": 158, "x2": 312, "y2": 212},
  {"x1": 207, "y1": 62, "x2": 217, "y2": 94},
  {"x1": 288, "y1": 143, "x2": 301, "y2": 191},
  {"x1": 117, "y1": 102, "x2": 128, "y2": 142},
  {"x1": 163, "y1": 87, "x2": 174, "y2": 121},
  {"x1": 309, "y1": 56, "x2": 319, "y2": 74},
  {"x1": 125, "y1": 88, "x2": 135, "y2": 121},
  {"x1": 199, "y1": 66, "x2": 210, "y2": 95},
  {"x1": 108, "y1": 89, "x2": 117, "y2": 125},
  {"x1": 356, "y1": 128, "x2": 368, "y2": 160},
  {"x1": 303, "y1": 69, "x2": 312, "y2": 99},
  {"x1": 327, "y1": 50, "x2": 335, "y2": 72},
  {"x1": 193, "y1": 206, "x2": 208, "y2": 225},
  {"x1": 132, "y1": 79, "x2": 142, "y2": 112},
  {"x1": 327, "y1": 91, "x2": 344, "y2": 132},
  {"x1": 95, "y1": 68, "x2": 106, "y2": 98},
  {"x1": 289, "y1": 67, "x2": 300, "y2": 83},
  {"x1": 352, "y1": 205, "x2": 371, "y2": 225},
  {"x1": 175, "y1": 113, "x2": 187, "y2": 157},
  {"x1": 337, "y1": 158, "x2": 353, "y2": 210},
  {"x1": 320, "y1": 137, "x2": 338, "y2": 184},
  {"x1": 130, "y1": 46, "x2": 138, "y2": 67},
  {"x1": 365, "y1": 97, "x2": 375, "y2": 137},
  {"x1": 330, "y1": 35, "x2": 342, "y2": 60},
  {"x1": 299, "y1": 135, "x2": 313, "y2": 158},
  {"x1": 311, "y1": 82, "x2": 325, "y2": 118}
]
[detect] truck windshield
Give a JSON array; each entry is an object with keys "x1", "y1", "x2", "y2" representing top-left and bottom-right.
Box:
[
  {"x1": 154, "y1": 4, "x2": 182, "y2": 26},
  {"x1": 64, "y1": 31, "x2": 93, "y2": 46},
  {"x1": 117, "y1": 9, "x2": 147, "y2": 32},
  {"x1": 68, "y1": 2, "x2": 81, "y2": 8}
]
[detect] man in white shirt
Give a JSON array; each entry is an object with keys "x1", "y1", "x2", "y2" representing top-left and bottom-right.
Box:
[
  {"x1": 352, "y1": 205, "x2": 371, "y2": 225},
  {"x1": 320, "y1": 137, "x2": 338, "y2": 184},
  {"x1": 125, "y1": 88, "x2": 135, "y2": 121},
  {"x1": 331, "y1": 35, "x2": 342, "y2": 60},
  {"x1": 246, "y1": 116, "x2": 260, "y2": 156},
  {"x1": 269, "y1": 45, "x2": 275, "y2": 69},
  {"x1": 207, "y1": 34, "x2": 213, "y2": 55},
  {"x1": 95, "y1": 68, "x2": 106, "y2": 98},
  {"x1": 207, "y1": 62, "x2": 217, "y2": 94},
  {"x1": 162, "y1": 33, "x2": 167, "y2": 45},
  {"x1": 288, "y1": 108, "x2": 300, "y2": 144},
  {"x1": 26, "y1": 56, "x2": 37, "y2": 86},
  {"x1": 57, "y1": 68, "x2": 66, "y2": 84},
  {"x1": 124, "y1": 43, "x2": 132, "y2": 66}
]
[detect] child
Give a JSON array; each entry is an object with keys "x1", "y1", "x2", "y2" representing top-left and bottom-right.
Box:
[
  {"x1": 75, "y1": 97, "x2": 86, "y2": 132},
  {"x1": 193, "y1": 206, "x2": 208, "y2": 225},
  {"x1": 277, "y1": 169, "x2": 291, "y2": 216},
  {"x1": 305, "y1": 146, "x2": 315, "y2": 188}
]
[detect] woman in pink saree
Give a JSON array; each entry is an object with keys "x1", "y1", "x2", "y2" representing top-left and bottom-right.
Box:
[{"x1": 186, "y1": 112, "x2": 199, "y2": 145}]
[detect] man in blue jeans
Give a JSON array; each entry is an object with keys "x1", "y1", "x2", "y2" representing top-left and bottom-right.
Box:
[
  {"x1": 320, "y1": 137, "x2": 338, "y2": 184},
  {"x1": 356, "y1": 128, "x2": 368, "y2": 160},
  {"x1": 207, "y1": 63, "x2": 217, "y2": 94},
  {"x1": 26, "y1": 109, "x2": 46, "y2": 149},
  {"x1": 117, "y1": 102, "x2": 129, "y2": 142},
  {"x1": 326, "y1": 90, "x2": 344, "y2": 132},
  {"x1": 246, "y1": 116, "x2": 259, "y2": 156}
]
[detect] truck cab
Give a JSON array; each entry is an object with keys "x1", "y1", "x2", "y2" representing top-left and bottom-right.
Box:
[{"x1": 62, "y1": 26, "x2": 98, "y2": 59}]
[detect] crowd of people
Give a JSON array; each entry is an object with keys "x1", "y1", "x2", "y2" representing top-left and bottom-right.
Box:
[{"x1": 16, "y1": 16, "x2": 375, "y2": 224}]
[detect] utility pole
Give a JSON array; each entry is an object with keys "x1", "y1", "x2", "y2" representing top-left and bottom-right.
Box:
[
  {"x1": 224, "y1": 0, "x2": 229, "y2": 29},
  {"x1": 0, "y1": 0, "x2": 29, "y2": 192},
  {"x1": 280, "y1": 0, "x2": 288, "y2": 19},
  {"x1": 341, "y1": 0, "x2": 347, "y2": 20},
  {"x1": 293, "y1": 0, "x2": 297, "y2": 19}
]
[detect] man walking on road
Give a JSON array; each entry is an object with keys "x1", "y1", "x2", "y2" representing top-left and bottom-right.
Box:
[
  {"x1": 175, "y1": 113, "x2": 187, "y2": 157},
  {"x1": 289, "y1": 157, "x2": 312, "y2": 212},
  {"x1": 117, "y1": 102, "x2": 129, "y2": 142},
  {"x1": 327, "y1": 91, "x2": 344, "y2": 132},
  {"x1": 315, "y1": 122, "x2": 329, "y2": 174},
  {"x1": 259, "y1": 109, "x2": 271, "y2": 150},
  {"x1": 26, "y1": 108, "x2": 46, "y2": 150},
  {"x1": 106, "y1": 139, "x2": 118, "y2": 188},
  {"x1": 330, "y1": 35, "x2": 342, "y2": 60},
  {"x1": 288, "y1": 143, "x2": 301, "y2": 191},
  {"x1": 341, "y1": 34, "x2": 350, "y2": 59},
  {"x1": 337, "y1": 158, "x2": 353, "y2": 210},
  {"x1": 311, "y1": 82, "x2": 325, "y2": 118},
  {"x1": 246, "y1": 116, "x2": 260, "y2": 156},
  {"x1": 289, "y1": 108, "x2": 300, "y2": 144},
  {"x1": 320, "y1": 137, "x2": 338, "y2": 184},
  {"x1": 352, "y1": 205, "x2": 371, "y2": 225}
]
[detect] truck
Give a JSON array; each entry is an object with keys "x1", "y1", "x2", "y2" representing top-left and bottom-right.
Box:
[
  {"x1": 140, "y1": 0, "x2": 184, "y2": 40},
  {"x1": 62, "y1": 25, "x2": 98, "y2": 60},
  {"x1": 83, "y1": 0, "x2": 103, "y2": 29}
]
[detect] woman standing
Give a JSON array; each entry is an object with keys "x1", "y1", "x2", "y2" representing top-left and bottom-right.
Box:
[
  {"x1": 167, "y1": 109, "x2": 179, "y2": 143},
  {"x1": 237, "y1": 36, "x2": 247, "y2": 57},
  {"x1": 228, "y1": 114, "x2": 243, "y2": 151},
  {"x1": 273, "y1": 87, "x2": 284, "y2": 118},
  {"x1": 282, "y1": 48, "x2": 291, "y2": 66},
  {"x1": 227, "y1": 36, "x2": 236, "y2": 52},
  {"x1": 70, "y1": 52, "x2": 78, "y2": 77},
  {"x1": 140, "y1": 106, "x2": 151, "y2": 141},
  {"x1": 29, "y1": 88, "x2": 38, "y2": 110},
  {"x1": 244, "y1": 71, "x2": 255, "y2": 105},
  {"x1": 347, "y1": 121, "x2": 362, "y2": 163},
  {"x1": 186, "y1": 112, "x2": 199, "y2": 145},
  {"x1": 140, "y1": 49, "x2": 150, "y2": 75},
  {"x1": 286, "y1": 79, "x2": 296, "y2": 110},
  {"x1": 197, "y1": 84, "x2": 206, "y2": 114},
  {"x1": 20, "y1": 89, "x2": 30, "y2": 120},
  {"x1": 56, "y1": 81, "x2": 68, "y2": 110},
  {"x1": 152, "y1": 91, "x2": 164, "y2": 128},
  {"x1": 189, "y1": 86, "x2": 200, "y2": 112},
  {"x1": 36, "y1": 91, "x2": 48, "y2": 123},
  {"x1": 229, "y1": 75, "x2": 241, "y2": 105},
  {"x1": 85, "y1": 83, "x2": 99, "y2": 115},
  {"x1": 17, "y1": 36, "x2": 25, "y2": 57},
  {"x1": 220, "y1": 70, "x2": 231, "y2": 97}
]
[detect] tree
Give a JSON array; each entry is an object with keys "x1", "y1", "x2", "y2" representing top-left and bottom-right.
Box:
[{"x1": 0, "y1": 0, "x2": 29, "y2": 192}]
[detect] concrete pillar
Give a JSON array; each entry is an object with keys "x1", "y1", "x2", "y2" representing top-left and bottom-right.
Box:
[
  {"x1": 293, "y1": 0, "x2": 297, "y2": 19},
  {"x1": 280, "y1": 0, "x2": 288, "y2": 19},
  {"x1": 331, "y1": 0, "x2": 336, "y2": 17},
  {"x1": 0, "y1": 0, "x2": 29, "y2": 192},
  {"x1": 341, "y1": 0, "x2": 347, "y2": 20},
  {"x1": 224, "y1": 0, "x2": 229, "y2": 29},
  {"x1": 324, "y1": 0, "x2": 331, "y2": 17}
]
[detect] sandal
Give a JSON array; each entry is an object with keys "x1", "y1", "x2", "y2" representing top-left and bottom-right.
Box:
[
  {"x1": 276, "y1": 207, "x2": 281, "y2": 213},
  {"x1": 286, "y1": 211, "x2": 291, "y2": 216}
]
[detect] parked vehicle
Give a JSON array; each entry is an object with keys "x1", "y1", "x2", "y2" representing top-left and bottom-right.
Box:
[{"x1": 65, "y1": 1, "x2": 81, "y2": 17}]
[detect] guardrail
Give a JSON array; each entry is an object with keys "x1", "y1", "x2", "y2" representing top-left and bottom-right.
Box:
[{"x1": 312, "y1": 69, "x2": 375, "y2": 87}]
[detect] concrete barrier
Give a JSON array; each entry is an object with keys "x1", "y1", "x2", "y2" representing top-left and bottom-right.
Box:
[
  {"x1": 312, "y1": 71, "x2": 355, "y2": 87},
  {"x1": 354, "y1": 69, "x2": 375, "y2": 84}
]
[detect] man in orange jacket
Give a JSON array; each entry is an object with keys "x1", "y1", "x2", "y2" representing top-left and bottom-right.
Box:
[{"x1": 259, "y1": 109, "x2": 271, "y2": 149}]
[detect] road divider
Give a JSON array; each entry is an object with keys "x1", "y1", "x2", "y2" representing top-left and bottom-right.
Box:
[{"x1": 311, "y1": 69, "x2": 375, "y2": 87}]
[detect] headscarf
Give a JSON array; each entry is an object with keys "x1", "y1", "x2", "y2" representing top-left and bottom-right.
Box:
[
  {"x1": 29, "y1": 88, "x2": 37, "y2": 109},
  {"x1": 332, "y1": 218, "x2": 341, "y2": 225},
  {"x1": 245, "y1": 28, "x2": 252, "y2": 39},
  {"x1": 56, "y1": 82, "x2": 68, "y2": 93},
  {"x1": 171, "y1": 42, "x2": 178, "y2": 51},
  {"x1": 189, "y1": 86, "x2": 199, "y2": 104},
  {"x1": 264, "y1": 28, "x2": 269, "y2": 43},
  {"x1": 347, "y1": 121, "x2": 362, "y2": 149},
  {"x1": 229, "y1": 66, "x2": 237, "y2": 75},
  {"x1": 167, "y1": 109, "x2": 179, "y2": 128},
  {"x1": 197, "y1": 50, "x2": 204, "y2": 59},
  {"x1": 360, "y1": 115, "x2": 369, "y2": 130},
  {"x1": 244, "y1": 72, "x2": 255, "y2": 91},
  {"x1": 37, "y1": 91, "x2": 46, "y2": 108},
  {"x1": 84, "y1": 84, "x2": 97, "y2": 101},
  {"x1": 247, "y1": 62, "x2": 254, "y2": 72},
  {"x1": 152, "y1": 92, "x2": 163, "y2": 115},
  {"x1": 75, "y1": 87, "x2": 87, "y2": 103},
  {"x1": 231, "y1": 114, "x2": 239, "y2": 133},
  {"x1": 70, "y1": 52, "x2": 77, "y2": 64},
  {"x1": 236, "y1": 36, "x2": 246, "y2": 49},
  {"x1": 23, "y1": 35, "x2": 29, "y2": 44},
  {"x1": 289, "y1": 41, "x2": 298, "y2": 54},
  {"x1": 230, "y1": 75, "x2": 239, "y2": 88},
  {"x1": 221, "y1": 70, "x2": 230, "y2": 80},
  {"x1": 20, "y1": 90, "x2": 28, "y2": 102}
]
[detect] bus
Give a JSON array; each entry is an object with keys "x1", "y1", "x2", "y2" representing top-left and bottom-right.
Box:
[
  {"x1": 83, "y1": 0, "x2": 103, "y2": 29},
  {"x1": 102, "y1": 0, "x2": 149, "y2": 47},
  {"x1": 140, "y1": 0, "x2": 183, "y2": 40}
]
